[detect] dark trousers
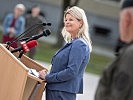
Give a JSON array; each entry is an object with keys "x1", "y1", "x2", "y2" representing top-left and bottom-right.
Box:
[{"x1": 46, "y1": 88, "x2": 76, "y2": 100}]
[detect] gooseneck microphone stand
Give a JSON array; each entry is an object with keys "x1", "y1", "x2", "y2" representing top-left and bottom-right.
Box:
[{"x1": 6, "y1": 22, "x2": 51, "y2": 50}]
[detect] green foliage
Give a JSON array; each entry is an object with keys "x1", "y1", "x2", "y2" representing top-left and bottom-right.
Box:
[
  {"x1": 87, "y1": 53, "x2": 112, "y2": 75},
  {"x1": 35, "y1": 41, "x2": 59, "y2": 63}
]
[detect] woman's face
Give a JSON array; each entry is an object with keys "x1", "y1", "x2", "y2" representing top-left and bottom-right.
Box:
[
  {"x1": 64, "y1": 13, "x2": 82, "y2": 35},
  {"x1": 14, "y1": 8, "x2": 24, "y2": 17},
  {"x1": 31, "y1": 7, "x2": 40, "y2": 17}
]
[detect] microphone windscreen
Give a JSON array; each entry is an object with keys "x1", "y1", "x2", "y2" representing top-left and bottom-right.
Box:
[
  {"x1": 47, "y1": 23, "x2": 51, "y2": 26},
  {"x1": 42, "y1": 23, "x2": 47, "y2": 26},
  {"x1": 42, "y1": 23, "x2": 51, "y2": 26},
  {"x1": 45, "y1": 29, "x2": 51, "y2": 36},
  {"x1": 42, "y1": 29, "x2": 51, "y2": 36},
  {"x1": 26, "y1": 40, "x2": 38, "y2": 49}
]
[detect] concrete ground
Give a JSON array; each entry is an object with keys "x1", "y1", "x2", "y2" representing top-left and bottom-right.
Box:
[{"x1": 37, "y1": 61, "x2": 100, "y2": 100}]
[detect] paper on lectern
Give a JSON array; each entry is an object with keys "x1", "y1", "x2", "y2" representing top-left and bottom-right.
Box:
[{"x1": 29, "y1": 69, "x2": 39, "y2": 78}]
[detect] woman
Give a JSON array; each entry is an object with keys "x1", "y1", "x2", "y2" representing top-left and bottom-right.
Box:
[
  {"x1": 2, "y1": 4, "x2": 25, "y2": 48},
  {"x1": 39, "y1": 6, "x2": 92, "y2": 100}
]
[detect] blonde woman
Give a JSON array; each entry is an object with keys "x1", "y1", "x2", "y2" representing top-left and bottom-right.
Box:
[{"x1": 39, "y1": 6, "x2": 92, "y2": 100}]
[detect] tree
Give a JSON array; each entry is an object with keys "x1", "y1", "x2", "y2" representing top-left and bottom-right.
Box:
[{"x1": 56, "y1": 0, "x2": 80, "y2": 47}]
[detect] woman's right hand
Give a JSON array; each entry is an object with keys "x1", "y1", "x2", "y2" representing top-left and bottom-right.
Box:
[{"x1": 39, "y1": 70, "x2": 47, "y2": 80}]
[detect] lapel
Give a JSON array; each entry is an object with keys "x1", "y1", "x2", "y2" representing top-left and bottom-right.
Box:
[{"x1": 53, "y1": 42, "x2": 72, "y2": 57}]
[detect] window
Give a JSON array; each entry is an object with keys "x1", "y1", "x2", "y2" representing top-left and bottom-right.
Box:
[{"x1": 93, "y1": 25, "x2": 111, "y2": 37}]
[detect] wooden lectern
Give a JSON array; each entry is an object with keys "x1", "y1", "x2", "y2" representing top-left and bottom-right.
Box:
[{"x1": 0, "y1": 44, "x2": 48, "y2": 100}]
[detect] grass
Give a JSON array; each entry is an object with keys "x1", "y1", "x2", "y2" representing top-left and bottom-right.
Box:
[
  {"x1": 35, "y1": 42, "x2": 59, "y2": 62},
  {"x1": 0, "y1": 31, "x2": 113, "y2": 75},
  {"x1": 87, "y1": 53, "x2": 112, "y2": 74}
]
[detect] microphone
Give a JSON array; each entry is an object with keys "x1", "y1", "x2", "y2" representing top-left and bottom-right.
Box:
[
  {"x1": 19, "y1": 37, "x2": 30, "y2": 42},
  {"x1": 11, "y1": 40, "x2": 38, "y2": 53},
  {"x1": 26, "y1": 29, "x2": 51, "y2": 43},
  {"x1": 26, "y1": 40, "x2": 38, "y2": 49},
  {"x1": 42, "y1": 23, "x2": 51, "y2": 26}
]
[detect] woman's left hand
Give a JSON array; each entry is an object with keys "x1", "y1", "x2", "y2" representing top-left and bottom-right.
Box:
[{"x1": 39, "y1": 70, "x2": 47, "y2": 80}]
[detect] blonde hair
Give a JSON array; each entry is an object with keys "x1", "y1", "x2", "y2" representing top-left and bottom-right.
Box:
[{"x1": 62, "y1": 6, "x2": 92, "y2": 52}]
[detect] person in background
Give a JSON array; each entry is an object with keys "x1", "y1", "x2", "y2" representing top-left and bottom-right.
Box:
[
  {"x1": 39, "y1": 6, "x2": 92, "y2": 100},
  {"x1": 95, "y1": 0, "x2": 133, "y2": 100},
  {"x1": 114, "y1": 0, "x2": 129, "y2": 56},
  {"x1": 2, "y1": 4, "x2": 25, "y2": 48},
  {"x1": 25, "y1": 5, "x2": 44, "y2": 59}
]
